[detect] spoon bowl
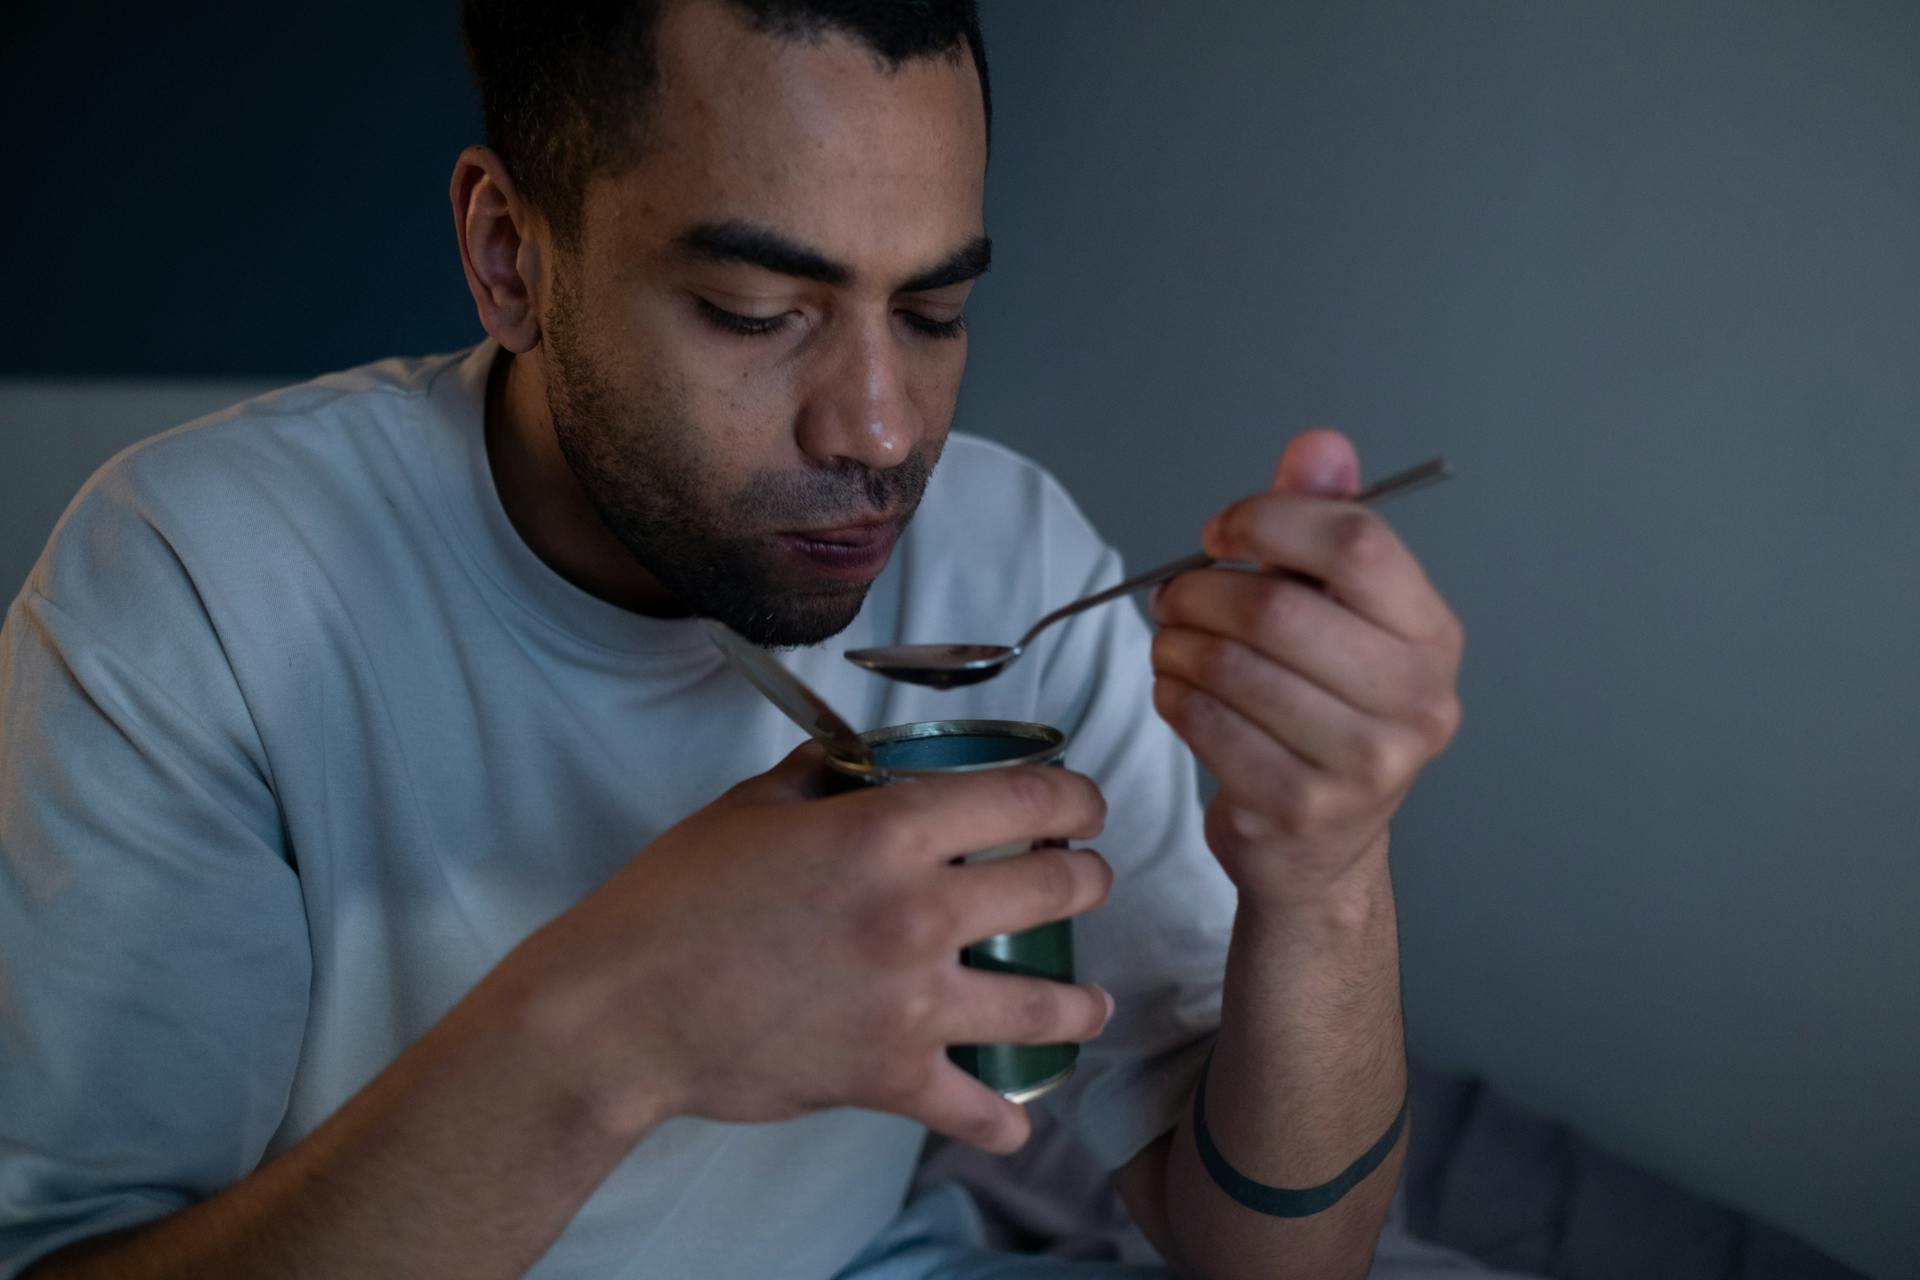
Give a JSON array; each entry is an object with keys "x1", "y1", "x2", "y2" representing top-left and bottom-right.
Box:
[
  {"x1": 847, "y1": 643, "x2": 1014, "y2": 689},
  {"x1": 846, "y1": 457, "x2": 1452, "y2": 688}
]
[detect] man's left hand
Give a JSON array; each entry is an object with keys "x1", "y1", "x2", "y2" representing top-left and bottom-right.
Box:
[{"x1": 1149, "y1": 428, "x2": 1464, "y2": 914}]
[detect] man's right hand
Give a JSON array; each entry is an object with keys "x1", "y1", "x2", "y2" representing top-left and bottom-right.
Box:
[
  {"x1": 497, "y1": 742, "x2": 1116, "y2": 1156},
  {"x1": 27, "y1": 745, "x2": 1110, "y2": 1280}
]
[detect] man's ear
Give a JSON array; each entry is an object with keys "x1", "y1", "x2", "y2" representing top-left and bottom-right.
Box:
[{"x1": 450, "y1": 146, "x2": 546, "y2": 354}]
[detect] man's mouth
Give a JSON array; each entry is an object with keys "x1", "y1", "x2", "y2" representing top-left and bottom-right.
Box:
[{"x1": 776, "y1": 517, "x2": 902, "y2": 582}]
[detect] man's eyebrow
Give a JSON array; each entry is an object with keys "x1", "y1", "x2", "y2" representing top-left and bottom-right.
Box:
[
  {"x1": 675, "y1": 221, "x2": 991, "y2": 294},
  {"x1": 899, "y1": 236, "x2": 992, "y2": 293},
  {"x1": 677, "y1": 221, "x2": 852, "y2": 285}
]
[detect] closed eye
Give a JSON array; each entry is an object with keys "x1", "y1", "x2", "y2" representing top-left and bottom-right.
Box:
[
  {"x1": 900, "y1": 311, "x2": 967, "y2": 340},
  {"x1": 696, "y1": 297, "x2": 793, "y2": 338}
]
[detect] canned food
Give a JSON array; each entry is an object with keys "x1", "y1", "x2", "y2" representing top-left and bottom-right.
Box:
[{"x1": 824, "y1": 720, "x2": 1077, "y2": 1104}]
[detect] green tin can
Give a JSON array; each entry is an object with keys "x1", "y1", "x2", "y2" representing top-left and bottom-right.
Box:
[{"x1": 825, "y1": 719, "x2": 1077, "y2": 1104}]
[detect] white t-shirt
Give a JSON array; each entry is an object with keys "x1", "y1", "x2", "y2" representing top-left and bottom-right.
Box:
[{"x1": 0, "y1": 340, "x2": 1236, "y2": 1279}]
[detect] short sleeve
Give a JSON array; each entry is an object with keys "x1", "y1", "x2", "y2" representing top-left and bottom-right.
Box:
[
  {"x1": 0, "y1": 493, "x2": 310, "y2": 1276},
  {"x1": 1028, "y1": 496, "x2": 1233, "y2": 1174}
]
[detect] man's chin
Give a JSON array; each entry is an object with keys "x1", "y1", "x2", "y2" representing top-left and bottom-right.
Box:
[{"x1": 702, "y1": 579, "x2": 873, "y2": 649}]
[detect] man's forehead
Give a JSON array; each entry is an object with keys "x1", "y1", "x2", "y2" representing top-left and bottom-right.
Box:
[
  {"x1": 649, "y1": 0, "x2": 984, "y2": 131},
  {"x1": 576, "y1": 0, "x2": 987, "y2": 281}
]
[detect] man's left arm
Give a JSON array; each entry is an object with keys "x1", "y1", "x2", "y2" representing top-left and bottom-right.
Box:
[{"x1": 1117, "y1": 429, "x2": 1464, "y2": 1280}]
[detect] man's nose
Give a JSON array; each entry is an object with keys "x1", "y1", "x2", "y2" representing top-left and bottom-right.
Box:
[{"x1": 793, "y1": 316, "x2": 919, "y2": 473}]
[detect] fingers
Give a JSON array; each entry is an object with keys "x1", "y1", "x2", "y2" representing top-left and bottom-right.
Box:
[
  {"x1": 940, "y1": 845, "x2": 1115, "y2": 945},
  {"x1": 1203, "y1": 494, "x2": 1452, "y2": 642},
  {"x1": 828, "y1": 765, "x2": 1108, "y2": 866},
  {"x1": 903, "y1": 1057, "x2": 1034, "y2": 1155},
  {"x1": 1152, "y1": 625, "x2": 1384, "y2": 771},
  {"x1": 1152, "y1": 671, "x2": 1318, "y2": 810},
  {"x1": 890, "y1": 970, "x2": 1113, "y2": 1154},
  {"x1": 849, "y1": 845, "x2": 1112, "y2": 974},
  {"x1": 1154, "y1": 568, "x2": 1431, "y2": 719},
  {"x1": 1273, "y1": 427, "x2": 1360, "y2": 497},
  {"x1": 938, "y1": 968, "x2": 1115, "y2": 1049}
]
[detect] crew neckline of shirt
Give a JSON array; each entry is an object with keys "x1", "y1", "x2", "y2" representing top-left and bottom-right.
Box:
[{"x1": 420, "y1": 338, "x2": 717, "y2": 658}]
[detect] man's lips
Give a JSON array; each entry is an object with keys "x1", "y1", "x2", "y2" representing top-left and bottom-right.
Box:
[
  {"x1": 787, "y1": 520, "x2": 894, "y2": 547},
  {"x1": 776, "y1": 518, "x2": 901, "y2": 581}
]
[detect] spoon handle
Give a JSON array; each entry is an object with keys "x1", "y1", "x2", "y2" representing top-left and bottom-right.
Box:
[
  {"x1": 1014, "y1": 551, "x2": 1215, "y2": 650},
  {"x1": 705, "y1": 620, "x2": 873, "y2": 763},
  {"x1": 1012, "y1": 456, "x2": 1451, "y2": 652}
]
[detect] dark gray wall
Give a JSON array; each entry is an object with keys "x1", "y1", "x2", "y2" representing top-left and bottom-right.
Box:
[
  {"x1": 0, "y1": 5, "x2": 478, "y2": 376},
  {"x1": 4, "y1": 3, "x2": 1916, "y2": 1276},
  {"x1": 962, "y1": 4, "x2": 1919, "y2": 1278}
]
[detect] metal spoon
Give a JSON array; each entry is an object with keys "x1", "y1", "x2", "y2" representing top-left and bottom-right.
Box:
[
  {"x1": 705, "y1": 620, "x2": 873, "y2": 763},
  {"x1": 844, "y1": 457, "x2": 1453, "y2": 689}
]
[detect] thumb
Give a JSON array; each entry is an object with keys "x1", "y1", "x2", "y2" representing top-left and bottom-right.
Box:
[{"x1": 1273, "y1": 427, "x2": 1361, "y2": 498}]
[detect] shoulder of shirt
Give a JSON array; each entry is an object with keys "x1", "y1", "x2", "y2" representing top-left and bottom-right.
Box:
[
  {"x1": 92, "y1": 348, "x2": 461, "y2": 495},
  {"x1": 38, "y1": 350, "x2": 462, "y2": 548},
  {"x1": 24, "y1": 348, "x2": 471, "y2": 614}
]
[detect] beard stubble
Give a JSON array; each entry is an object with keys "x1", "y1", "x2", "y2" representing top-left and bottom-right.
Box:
[{"x1": 541, "y1": 280, "x2": 942, "y2": 647}]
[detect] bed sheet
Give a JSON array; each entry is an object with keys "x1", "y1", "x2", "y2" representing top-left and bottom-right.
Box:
[{"x1": 907, "y1": 1062, "x2": 1864, "y2": 1280}]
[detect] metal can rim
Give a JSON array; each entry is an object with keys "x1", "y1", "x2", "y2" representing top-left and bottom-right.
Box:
[
  {"x1": 998, "y1": 1062, "x2": 1076, "y2": 1105},
  {"x1": 825, "y1": 719, "x2": 1066, "y2": 782}
]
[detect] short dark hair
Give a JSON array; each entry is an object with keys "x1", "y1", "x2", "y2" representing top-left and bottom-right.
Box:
[{"x1": 459, "y1": 0, "x2": 991, "y2": 250}]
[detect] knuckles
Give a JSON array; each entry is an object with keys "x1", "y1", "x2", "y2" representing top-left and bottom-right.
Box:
[
  {"x1": 1328, "y1": 510, "x2": 1391, "y2": 576},
  {"x1": 842, "y1": 805, "x2": 919, "y2": 863},
  {"x1": 851, "y1": 889, "x2": 954, "y2": 967},
  {"x1": 1193, "y1": 630, "x2": 1246, "y2": 683},
  {"x1": 841, "y1": 766, "x2": 1108, "y2": 864},
  {"x1": 1417, "y1": 695, "x2": 1464, "y2": 753},
  {"x1": 1210, "y1": 500, "x2": 1256, "y2": 557},
  {"x1": 999, "y1": 764, "x2": 1059, "y2": 821},
  {"x1": 1152, "y1": 673, "x2": 1210, "y2": 731},
  {"x1": 1013, "y1": 980, "x2": 1061, "y2": 1042},
  {"x1": 866, "y1": 980, "x2": 943, "y2": 1049},
  {"x1": 1248, "y1": 577, "x2": 1306, "y2": 642},
  {"x1": 999, "y1": 766, "x2": 1106, "y2": 841},
  {"x1": 1027, "y1": 848, "x2": 1083, "y2": 921},
  {"x1": 1436, "y1": 605, "x2": 1467, "y2": 656},
  {"x1": 1214, "y1": 498, "x2": 1398, "y2": 580},
  {"x1": 1151, "y1": 626, "x2": 1237, "y2": 684},
  {"x1": 867, "y1": 1051, "x2": 938, "y2": 1109}
]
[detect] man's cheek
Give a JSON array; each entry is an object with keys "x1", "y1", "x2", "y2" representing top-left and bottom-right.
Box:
[{"x1": 908, "y1": 359, "x2": 966, "y2": 439}]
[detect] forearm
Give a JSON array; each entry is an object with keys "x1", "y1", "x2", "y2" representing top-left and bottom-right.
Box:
[
  {"x1": 28, "y1": 965, "x2": 654, "y2": 1280},
  {"x1": 1163, "y1": 857, "x2": 1406, "y2": 1280}
]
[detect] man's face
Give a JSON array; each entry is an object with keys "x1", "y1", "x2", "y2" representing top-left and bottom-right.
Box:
[{"x1": 539, "y1": 0, "x2": 989, "y2": 647}]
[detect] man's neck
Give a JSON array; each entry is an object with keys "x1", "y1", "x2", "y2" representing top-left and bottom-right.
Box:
[{"x1": 483, "y1": 345, "x2": 684, "y2": 617}]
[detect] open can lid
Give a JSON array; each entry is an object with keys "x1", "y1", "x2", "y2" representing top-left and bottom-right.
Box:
[{"x1": 825, "y1": 719, "x2": 1066, "y2": 782}]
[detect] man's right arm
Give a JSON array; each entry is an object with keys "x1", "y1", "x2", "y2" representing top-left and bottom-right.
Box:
[
  {"x1": 29, "y1": 961, "x2": 657, "y2": 1280},
  {"x1": 3, "y1": 530, "x2": 1114, "y2": 1276},
  {"x1": 5, "y1": 494, "x2": 1114, "y2": 1277},
  {"x1": 5, "y1": 565, "x2": 657, "y2": 1280},
  {"x1": 26, "y1": 746, "x2": 1120, "y2": 1280}
]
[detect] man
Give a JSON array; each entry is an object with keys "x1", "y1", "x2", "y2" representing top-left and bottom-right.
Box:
[{"x1": 0, "y1": 2, "x2": 1463, "y2": 1277}]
